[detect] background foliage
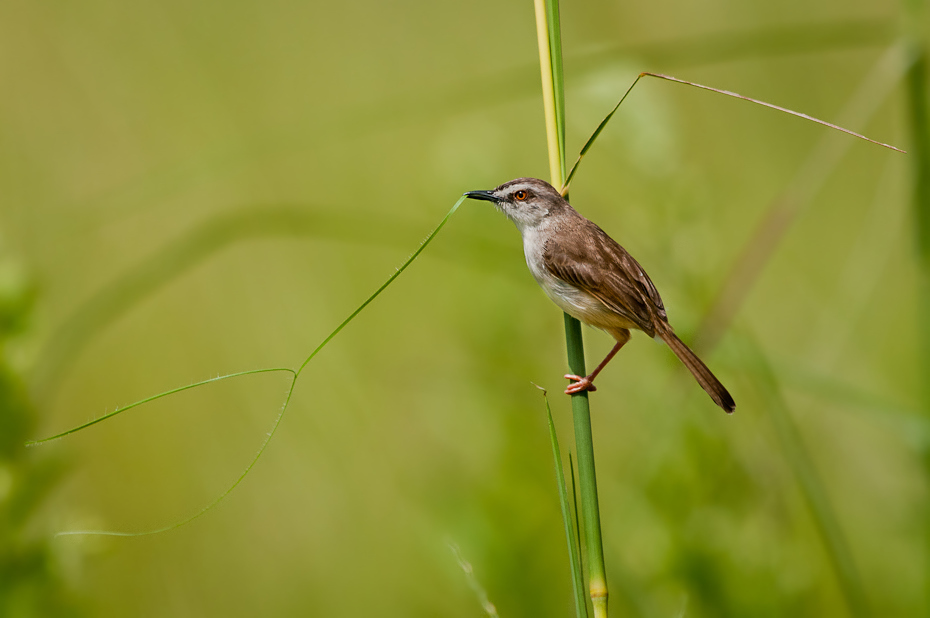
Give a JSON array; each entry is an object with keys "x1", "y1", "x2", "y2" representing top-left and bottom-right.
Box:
[{"x1": 0, "y1": 0, "x2": 925, "y2": 616}]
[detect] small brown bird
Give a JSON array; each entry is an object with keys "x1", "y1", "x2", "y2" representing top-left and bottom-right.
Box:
[{"x1": 465, "y1": 177, "x2": 735, "y2": 413}]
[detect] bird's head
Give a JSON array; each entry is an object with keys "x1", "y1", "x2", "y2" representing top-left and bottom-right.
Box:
[{"x1": 465, "y1": 177, "x2": 566, "y2": 232}]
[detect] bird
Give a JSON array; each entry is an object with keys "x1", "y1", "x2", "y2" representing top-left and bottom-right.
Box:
[{"x1": 464, "y1": 177, "x2": 735, "y2": 413}]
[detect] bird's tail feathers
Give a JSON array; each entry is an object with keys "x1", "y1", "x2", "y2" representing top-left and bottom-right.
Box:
[{"x1": 657, "y1": 326, "x2": 735, "y2": 413}]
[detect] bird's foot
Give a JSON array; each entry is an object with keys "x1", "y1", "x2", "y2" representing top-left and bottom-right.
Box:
[{"x1": 564, "y1": 374, "x2": 596, "y2": 395}]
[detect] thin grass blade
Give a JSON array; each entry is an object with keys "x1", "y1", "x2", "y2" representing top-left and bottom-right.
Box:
[
  {"x1": 643, "y1": 72, "x2": 904, "y2": 152},
  {"x1": 36, "y1": 197, "x2": 466, "y2": 536},
  {"x1": 562, "y1": 73, "x2": 645, "y2": 193},
  {"x1": 296, "y1": 196, "x2": 465, "y2": 375},
  {"x1": 55, "y1": 374, "x2": 299, "y2": 537},
  {"x1": 26, "y1": 367, "x2": 296, "y2": 445},
  {"x1": 562, "y1": 68, "x2": 905, "y2": 194},
  {"x1": 540, "y1": 388, "x2": 588, "y2": 618},
  {"x1": 568, "y1": 454, "x2": 584, "y2": 590}
]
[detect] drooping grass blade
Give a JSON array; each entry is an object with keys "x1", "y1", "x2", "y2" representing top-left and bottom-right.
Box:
[
  {"x1": 31, "y1": 197, "x2": 466, "y2": 536},
  {"x1": 562, "y1": 69, "x2": 905, "y2": 194}
]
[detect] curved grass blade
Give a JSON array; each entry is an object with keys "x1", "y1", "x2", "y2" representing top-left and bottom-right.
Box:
[
  {"x1": 562, "y1": 69, "x2": 905, "y2": 194},
  {"x1": 26, "y1": 367, "x2": 296, "y2": 446},
  {"x1": 296, "y1": 195, "x2": 465, "y2": 375},
  {"x1": 537, "y1": 386, "x2": 588, "y2": 618},
  {"x1": 56, "y1": 374, "x2": 299, "y2": 538},
  {"x1": 643, "y1": 72, "x2": 904, "y2": 151},
  {"x1": 561, "y1": 72, "x2": 643, "y2": 194},
  {"x1": 32, "y1": 197, "x2": 466, "y2": 536}
]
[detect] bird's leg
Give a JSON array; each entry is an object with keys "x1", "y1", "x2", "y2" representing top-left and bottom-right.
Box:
[{"x1": 565, "y1": 330, "x2": 630, "y2": 395}]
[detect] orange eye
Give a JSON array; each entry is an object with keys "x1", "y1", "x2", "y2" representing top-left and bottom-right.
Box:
[{"x1": 513, "y1": 190, "x2": 528, "y2": 201}]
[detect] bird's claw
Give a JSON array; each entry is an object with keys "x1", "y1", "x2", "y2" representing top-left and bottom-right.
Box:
[{"x1": 564, "y1": 374, "x2": 596, "y2": 394}]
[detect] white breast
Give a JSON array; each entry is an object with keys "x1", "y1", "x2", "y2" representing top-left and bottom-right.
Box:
[{"x1": 521, "y1": 226, "x2": 617, "y2": 328}]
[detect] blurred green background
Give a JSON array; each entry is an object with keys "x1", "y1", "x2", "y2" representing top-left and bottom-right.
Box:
[{"x1": 1, "y1": 0, "x2": 927, "y2": 616}]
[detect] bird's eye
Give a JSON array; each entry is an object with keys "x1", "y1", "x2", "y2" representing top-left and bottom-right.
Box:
[{"x1": 513, "y1": 190, "x2": 528, "y2": 201}]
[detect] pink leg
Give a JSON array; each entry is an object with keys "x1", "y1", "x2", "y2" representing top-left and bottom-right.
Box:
[{"x1": 565, "y1": 330, "x2": 630, "y2": 395}]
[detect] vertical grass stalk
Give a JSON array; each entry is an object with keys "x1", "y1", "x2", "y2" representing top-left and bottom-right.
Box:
[
  {"x1": 564, "y1": 315, "x2": 608, "y2": 618},
  {"x1": 533, "y1": 2, "x2": 609, "y2": 616},
  {"x1": 533, "y1": 0, "x2": 564, "y2": 184}
]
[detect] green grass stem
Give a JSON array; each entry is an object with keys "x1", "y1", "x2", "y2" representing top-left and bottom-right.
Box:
[
  {"x1": 533, "y1": 8, "x2": 908, "y2": 617},
  {"x1": 564, "y1": 317, "x2": 608, "y2": 618},
  {"x1": 534, "y1": 2, "x2": 609, "y2": 616},
  {"x1": 533, "y1": 0, "x2": 564, "y2": 186}
]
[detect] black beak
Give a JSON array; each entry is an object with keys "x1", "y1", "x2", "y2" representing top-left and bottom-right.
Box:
[{"x1": 464, "y1": 190, "x2": 497, "y2": 203}]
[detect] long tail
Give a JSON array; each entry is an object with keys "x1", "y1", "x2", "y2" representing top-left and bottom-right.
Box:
[{"x1": 657, "y1": 326, "x2": 735, "y2": 413}]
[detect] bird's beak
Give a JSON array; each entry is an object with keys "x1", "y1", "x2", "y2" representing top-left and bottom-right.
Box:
[{"x1": 464, "y1": 190, "x2": 497, "y2": 203}]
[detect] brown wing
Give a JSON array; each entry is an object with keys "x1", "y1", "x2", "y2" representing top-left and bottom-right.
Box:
[{"x1": 543, "y1": 217, "x2": 667, "y2": 336}]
